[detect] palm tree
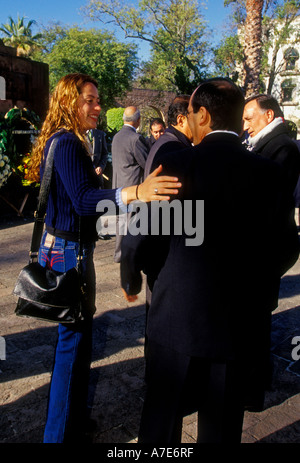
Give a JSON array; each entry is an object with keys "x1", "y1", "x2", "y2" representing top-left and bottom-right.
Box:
[
  {"x1": 0, "y1": 15, "x2": 42, "y2": 57},
  {"x1": 243, "y1": 0, "x2": 264, "y2": 97}
]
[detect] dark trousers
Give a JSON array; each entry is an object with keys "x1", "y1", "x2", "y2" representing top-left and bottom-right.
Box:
[
  {"x1": 138, "y1": 341, "x2": 245, "y2": 444},
  {"x1": 114, "y1": 212, "x2": 131, "y2": 263}
]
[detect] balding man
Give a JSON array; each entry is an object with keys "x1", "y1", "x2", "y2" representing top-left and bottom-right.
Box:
[{"x1": 112, "y1": 106, "x2": 149, "y2": 262}]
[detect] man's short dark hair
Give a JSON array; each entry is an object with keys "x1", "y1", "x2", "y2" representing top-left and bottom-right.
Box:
[
  {"x1": 149, "y1": 118, "x2": 166, "y2": 130},
  {"x1": 245, "y1": 93, "x2": 284, "y2": 118},
  {"x1": 168, "y1": 95, "x2": 190, "y2": 126},
  {"x1": 191, "y1": 78, "x2": 245, "y2": 134}
]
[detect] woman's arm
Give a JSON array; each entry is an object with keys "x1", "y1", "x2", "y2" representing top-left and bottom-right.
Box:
[
  {"x1": 121, "y1": 165, "x2": 181, "y2": 204},
  {"x1": 53, "y1": 134, "x2": 181, "y2": 212}
]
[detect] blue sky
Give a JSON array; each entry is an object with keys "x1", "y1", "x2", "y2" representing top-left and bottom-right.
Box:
[{"x1": 0, "y1": 0, "x2": 230, "y2": 59}]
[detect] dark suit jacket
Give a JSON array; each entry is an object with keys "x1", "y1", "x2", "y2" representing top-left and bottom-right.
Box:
[
  {"x1": 121, "y1": 132, "x2": 299, "y2": 361},
  {"x1": 145, "y1": 135, "x2": 156, "y2": 151},
  {"x1": 293, "y1": 140, "x2": 300, "y2": 207},
  {"x1": 90, "y1": 129, "x2": 108, "y2": 171},
  {"x1": 112, "y1": 125, "x2": 149, "y2": 188},
  {"x1": 253, "y1": 123, "x2": 300, "y2": 199},
  {"x1": 144, "y1": 126, "x2": 192, "y2": 178}
]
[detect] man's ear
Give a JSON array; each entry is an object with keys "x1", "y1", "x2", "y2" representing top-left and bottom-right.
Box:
[
  {"x1": 199, "y1": 106, "x2": 211, "y2": 127},
  {"x1": 266, "y1": 109, "x2": 275, "y2": 123},
  {"x1": 176, "y1": 114, "x2": 186, "y2": 127}
]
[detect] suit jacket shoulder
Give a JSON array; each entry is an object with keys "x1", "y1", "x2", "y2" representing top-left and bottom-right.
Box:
[
  {"x1": 144, "y1": 129, "x2": 191, "y2": 177},
  {"x1": 254, "y1": 123, "x2": 300, "y2": 194},
  {"x1": 112, "y1": 125, "x2": 149, "y2": 187}
]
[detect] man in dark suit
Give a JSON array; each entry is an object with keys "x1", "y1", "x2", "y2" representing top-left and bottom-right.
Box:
[
  {"x1": 143, "y1": 95, "x2": 193, "y2": 348},
  {"x1": 243, "y1": 94, "x2": 300, "y2": 199},
  {"x1": 144, "y1": 95, "x2": 193, "y2": 178},
  {"x1": 145, "y1": 118, "x2": 166, "y2": 150},
  {"x1": 120, "y1": 79, "x2": 299, "y2": 443},
  {"x1": 88, "y1": 128, "x2": 109, "y2": 188},
  {"x1": 112, "y1": 106, "x2": 149, "y2": 262}
]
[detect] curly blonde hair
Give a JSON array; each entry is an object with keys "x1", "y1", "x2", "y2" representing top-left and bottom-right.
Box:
[{"x1": 27, "y1": 73, "x2": 98, "y2": 182}]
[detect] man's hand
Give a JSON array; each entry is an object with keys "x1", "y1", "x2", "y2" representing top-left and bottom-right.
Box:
[{"x1": 95, "y1": 167, "x2": 103, "y2": 175}]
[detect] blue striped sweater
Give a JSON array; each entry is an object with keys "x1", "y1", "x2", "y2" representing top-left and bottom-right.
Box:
[{"x1": 41, "y1": 131, "x2": 119, "y2": 242}]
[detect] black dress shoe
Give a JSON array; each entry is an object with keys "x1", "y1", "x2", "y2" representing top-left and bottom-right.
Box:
[{"x1": 98, "y1": 234, "x2": 111, "y2": 240}]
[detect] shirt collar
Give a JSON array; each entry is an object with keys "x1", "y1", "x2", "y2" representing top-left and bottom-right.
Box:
[
  {"x1": 206, "y1": 130, "x2": 239, "y2": 137},
  {"x1": 124, "y1": 124, "x2": 137, "y2": 132},
  {"x1": 248, "y1": 117, "x2": 284, "y2": 148}
]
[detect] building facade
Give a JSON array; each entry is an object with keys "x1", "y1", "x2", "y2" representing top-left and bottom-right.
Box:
[{"x1": 264, "y1": 17, "x2": 300, "y2": 129}]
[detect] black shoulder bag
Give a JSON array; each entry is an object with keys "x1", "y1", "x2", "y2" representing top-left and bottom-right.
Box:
[{"x1": 13, "y1": 136, "x2": 85, "y2": 323}]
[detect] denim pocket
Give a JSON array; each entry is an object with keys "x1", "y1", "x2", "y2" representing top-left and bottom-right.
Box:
[{"x1": 38, "y1": 234, "x2": 78, "y2": 273}]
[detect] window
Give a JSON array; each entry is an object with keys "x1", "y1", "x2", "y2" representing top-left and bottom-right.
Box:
[
  {"x1": 284, "y1": 48, "x2": 299, "y2": 71},
  {"x1": 281, "y1": 79, "x2": 296, "y2": 102}
]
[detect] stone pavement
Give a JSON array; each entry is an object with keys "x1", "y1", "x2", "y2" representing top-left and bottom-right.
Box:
[{"x1": 0, "y1": 215, "x2": 300, "y2": 444}]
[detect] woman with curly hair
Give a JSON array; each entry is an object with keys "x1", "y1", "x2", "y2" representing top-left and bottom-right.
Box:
[{"x1": 28, "y1": 73, "x2": 181, "y2": 443}]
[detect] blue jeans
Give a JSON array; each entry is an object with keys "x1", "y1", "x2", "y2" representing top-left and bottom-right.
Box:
[{"x1": 39, "y1": 232, "x2": 96, "y2": 443}]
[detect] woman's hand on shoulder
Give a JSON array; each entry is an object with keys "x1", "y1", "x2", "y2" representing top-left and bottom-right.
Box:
[{"x1": 138, "y1": 165, "x2": 182, "y2": 202}]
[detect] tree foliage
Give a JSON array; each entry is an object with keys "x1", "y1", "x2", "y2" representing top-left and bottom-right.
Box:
[
  {"x1": 106, "y1": 107, "x2": 125, "y2": 132},
  {"x1": 32, "y1": 26, "x2": 139, "y2": 109},
  {"x1": 213, "y1": 35, "x2": 243, "y2": 79},
  {"x1": 0, "y1": 15, "x2": 43, "y2": 57},
  {"x1": 83, "y1": 0, "x2": 210, "y2": 93},
  {"x1": 31, "y1": 21, "x2": 67, "y2": 55}
]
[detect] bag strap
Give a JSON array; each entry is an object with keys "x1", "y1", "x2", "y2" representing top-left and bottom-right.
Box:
[
  {"x1": 29, "y1": 136, "x2": 59, "y2": 261},
  {"x1": 29, "y1": 134, "x2": 82, "y2": 263}
]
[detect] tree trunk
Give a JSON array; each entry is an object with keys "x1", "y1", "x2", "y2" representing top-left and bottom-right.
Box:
[
  {"x1": 267, "y1": 42, "x2": 280, "y2": 94},
  {"x1": 243, "y1": 0, "x2": 264, "y2": 97}
]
